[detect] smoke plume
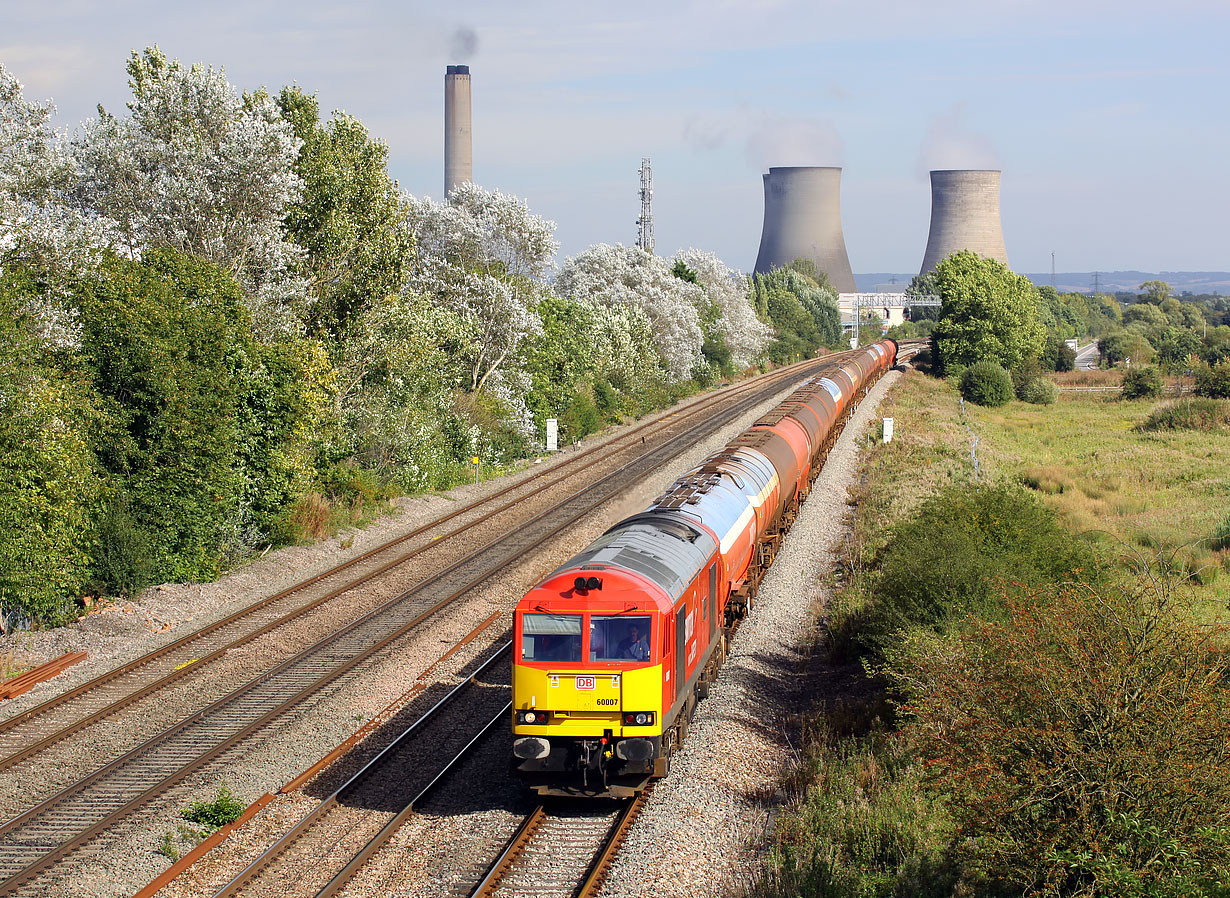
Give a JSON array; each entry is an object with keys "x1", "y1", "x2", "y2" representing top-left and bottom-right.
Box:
[
  {"x1": 916, "y1": 102, "x2": 999, "y2": 176},
  {"x1": 449, "y1": 26, "x2": 478, "y2": 60}
]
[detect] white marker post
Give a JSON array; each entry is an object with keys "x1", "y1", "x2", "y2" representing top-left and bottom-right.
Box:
[
  {"x1": 883, "y1": 417, "x2": 894, "y2": 443},
  {"x1": 545, "y1": 418, "x2": 558, "y2": 452}
]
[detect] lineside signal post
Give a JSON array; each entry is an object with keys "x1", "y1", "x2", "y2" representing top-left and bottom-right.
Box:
[{"x1": 472, "y1": 456, "x2": 480, "y2": 485}]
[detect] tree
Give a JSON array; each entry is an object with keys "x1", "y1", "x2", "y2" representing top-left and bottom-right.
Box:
[
  {"x1": 405, "y1": 184, "x2": 556, "y2": 393},
  {"x1": 77, "y1": 249, "x2": 321, "y2": 584},
  {"x1": 750, "y1": 266, "x2": 843, "y2": 362},
  {"x1": 0, "y1": 63, "x2": 116, "y2": 346},
  {"x1": 1139, "y1": 280, "x2": 1172, "y2": 303},
  {"x1": 556, "y1": 243, "x2": 704, "y2": 382},
  {"x1": 905, "y1": 271, "x2": 942, "y2": 322},
  {"x1": 277, "y1": 87, "x2": 414, "y2": 340},
  {"x1": 930, "y1": 251, "x2": 1046, "y2": 373},
  {"x1": 0, "y1": 270, "x2": 101, "y2": 623},
  {"x1": 673, "y1": 249, "x2": 771, "y2": 370},
  {"x1": 72, "y1": 47, "x2": 304, "y2": 338}
]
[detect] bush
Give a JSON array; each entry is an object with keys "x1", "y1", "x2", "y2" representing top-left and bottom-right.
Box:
[
  {"x1": 958, "y1": 361, "x2": 1014, "y2": 407},
  {"x1": 891, "y1": 571, "x2": 1230, "y2": 896},
  {"x1": 1121, "y1": 366, "x2": 1163, "y2": 399},
  {"x1": 181, "y1": 785, "x2": 245, "y2": 830},
  {"x1": 1018, "y1": 376, "x2": 1057, "y2": 405},
  {"x1": 1196, "y1": 360, "x2": 1230, "y2": 398},
  {"x1": 1138, "y1": 398, "x2": 1230, "y2": 432},
  {"x1": 862, "y1": 482, "x2": 1095, "y2": 655}
]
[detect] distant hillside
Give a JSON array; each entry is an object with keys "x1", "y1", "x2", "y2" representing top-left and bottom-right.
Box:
[{"x1": 854, "y1": 271, "x2": 1230, "y2": 295}]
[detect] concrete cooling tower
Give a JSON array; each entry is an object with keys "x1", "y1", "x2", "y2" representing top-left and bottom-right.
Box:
[
  {"x1": 753, "y1": 166, "x2": 856, "y2": 293},
  {"x1": 919, "y1": 170, "x2": 1008, "y2": 275},
  {"x1": 444, "y1": 65, "x2": 472, "y2": 197}
]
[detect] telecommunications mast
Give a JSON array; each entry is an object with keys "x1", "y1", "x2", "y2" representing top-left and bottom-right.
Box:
[{"x1": 636, "y1": 158, "x2": 654, "y2": 253}]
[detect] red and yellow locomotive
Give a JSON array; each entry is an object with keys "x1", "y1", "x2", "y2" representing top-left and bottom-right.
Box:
[{"x1": 511, "y1": 341, "x2": 897, "y2": 797}]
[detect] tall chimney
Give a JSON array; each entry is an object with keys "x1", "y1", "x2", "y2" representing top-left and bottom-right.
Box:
[
  {"x1": 753, "y1": 166, "x2": 856, "y2": 293},
  {"x1": 444, "y1": 65, "x2": 472, "y2": 197},
  {"x1": 919, "y1": 170, "x2": 1008, "y2": 275}
]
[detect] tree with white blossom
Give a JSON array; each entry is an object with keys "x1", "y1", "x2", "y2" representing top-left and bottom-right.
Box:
[
  {"x1": 556, "y1": 244, "x2": 705, "y2": 382},
  {"x1": 404, "y1": 184, "x2": 557, "y2": 393},
  {"x1": 0, "y1": 63, "x2": 117, "y2": 346},
  {"x1": 672, "y1": 248, "x2": 771, "y2": 370},
  {"x1": 71, "y1": 47, "x2": 305, "y2": 337}
]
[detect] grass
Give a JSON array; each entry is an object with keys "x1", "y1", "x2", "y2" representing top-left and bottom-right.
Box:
[{"x1": 742, "y1": 367, "x2": 1230, "y2": 898}]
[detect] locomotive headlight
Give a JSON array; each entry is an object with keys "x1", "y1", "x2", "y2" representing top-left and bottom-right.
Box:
[
  {"x1": 519, "y1": 710, "x2": 548, "y2": 724},
  {"x1": 635, "y1": 713, "x2": 649, "y2": 725},
  {"x1": 622, "y1": 712, "x2": 654, "y2": 726}
]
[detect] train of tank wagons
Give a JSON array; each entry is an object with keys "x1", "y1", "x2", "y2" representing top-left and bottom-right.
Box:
[{"x1": 509, "y1": 339, "x2": 899, "y2": 797}]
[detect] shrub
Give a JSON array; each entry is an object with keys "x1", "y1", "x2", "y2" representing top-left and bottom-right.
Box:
[
  {"x1": 862, "y1": 482, "x2": 1095, "y2": 655},
  {"x1": 91, "y1": 494, "x2": 154, "y2": 597},
  {"x1": 1196, "y1": 360, "x2": 1230, "y2": 398},
  {"x1": 1121, "y1": 366, "x2": 1163, "y2": 399},
  {"x1": 958, "y1": 361, "x2": 1013, "y2": 407},
  {"x1": 1138, "y1": 398, "x2": 1230, "y2": 432},
  {"x1": 1018, "y1": 376, "x2": 1057, "y2": 405},
  {"x1": 891, "y1": 571, "x2": 1230, "y2": 896},
  {"x1": 181, "y1": 785, "x2": 245, "y2": 830}
]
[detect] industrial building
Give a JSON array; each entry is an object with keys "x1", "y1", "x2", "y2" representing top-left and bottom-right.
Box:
[
  {"x1": 918, "y1": 169, "x2": 1008, "y2": 275},
  {"x1": 753, "y1": 166, "x2": 857, "y2": 293},
  {"x1": 444, "y1": 65, "x2": 473, "y2": 197}
]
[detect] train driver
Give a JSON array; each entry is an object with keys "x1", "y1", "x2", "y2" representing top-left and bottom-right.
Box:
[{"x1": 616, "y1": 624, "x2": 650, "y2": 661}]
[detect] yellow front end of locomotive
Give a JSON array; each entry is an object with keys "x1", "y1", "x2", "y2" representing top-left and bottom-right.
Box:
[{"x1": 512, "y1": 662, "x2": 664, "y2": 737}]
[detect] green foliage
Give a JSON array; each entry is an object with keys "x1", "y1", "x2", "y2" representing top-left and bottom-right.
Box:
[
  {"x1": 931, "y1": 251, "x2": 1046, "y2": 374},
  {"x1": 91, "y1": 493, "x2": 153, "y2": 597},
  {"x1": 1099, "y1": 328, "x2": 1155, "y2": 367},
  {"x1": 181, "y1": 785, "x2": 245, "y2": 830},
  {"x1": 669, "y1": 259, "x2": 698, "y2": 283},
  {"x1": 278, "y1": 86, "x2": 413, "y2": 339},
  {"x1": 0, "y1": 273, "x2": 102, "y2": 621},
  {"x1": 751, "y1": 267, "x2": 842, "y2": 362},
  {"x1": 79, "y1": 249, "x2": 319, "y2": 585},
  {"x1": 1139, "y1": 398, "x2": 1230, "y2": 433},
  {"x1": 1196, "y1": 360, "x2": 1230, "y2": 398},
  {"x1": 958, "y1": 360, "x2": 1014, "y2": 407},
  {"x1": 1121, "y1": 366, "x2": 1163, "y2": 400},
  {"x1": 748, "y1": 727, "x2": 957, "y2": 898},
  {"x1": 78, "y1": 250, "x2": 246, "y2": 583},
  {"x1": 1019, "y1": 376, "x2": 1058, "y2": 405},
  {"x1": 862, "y1": 482, "x2": 1094, "y2": 655},
  {"x1": 892, "y1": 571, "x2": 1230, "y2": 896}
]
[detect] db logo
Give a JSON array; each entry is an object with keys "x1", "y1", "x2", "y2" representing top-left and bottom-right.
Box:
[{"x1": 575, "y1": 676, "x2": 596, "y2": 691}]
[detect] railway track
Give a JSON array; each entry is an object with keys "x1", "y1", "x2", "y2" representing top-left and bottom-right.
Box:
[
  {"x1": 468, "y1": 794, "x2": 647, "y2": 898},
  {"x1": 0, "y1": 357, "x2": 824, "y2": 793},
  {"x1": 0, "y1": 357, "x2": 841, "y2": 896},
  {"x1": 211, "y1": 647, "x2": 513, "y2": 898}
]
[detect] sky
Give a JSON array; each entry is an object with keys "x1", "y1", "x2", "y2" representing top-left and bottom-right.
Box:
[{"x1": 3, "y1": 0, "x2": 1228, "y2": 275}]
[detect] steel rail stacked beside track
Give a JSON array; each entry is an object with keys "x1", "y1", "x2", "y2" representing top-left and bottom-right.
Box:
[{"x1": 0, "y1": 356, "x2": 848, "y2": 896}]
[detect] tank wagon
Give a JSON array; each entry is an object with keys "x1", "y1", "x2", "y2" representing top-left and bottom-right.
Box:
[{"x1": 511, "y1": 340, "x2": 898, "y2": 797}]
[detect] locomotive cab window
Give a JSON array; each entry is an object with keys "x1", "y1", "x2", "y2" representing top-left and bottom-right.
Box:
[
  {"x1": 589, "y1": 615, "x2": 653, "y2": 662},
  {"x1": 521, "y1": 613, "x2": 582, "y2": 662}
]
